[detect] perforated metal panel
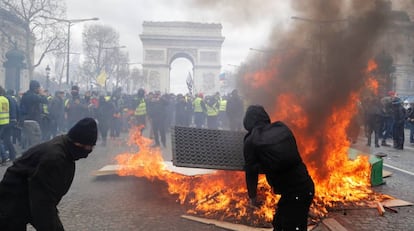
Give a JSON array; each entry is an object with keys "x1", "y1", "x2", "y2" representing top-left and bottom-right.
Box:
[{"x1": 172, "y1": 126, "x2": 246, "y2": 170}]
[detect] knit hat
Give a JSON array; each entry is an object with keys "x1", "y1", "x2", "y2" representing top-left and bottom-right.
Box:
[
  {"x1": 67, "y1": 118, "x2": 98, "y2": 145},
  {"x1": 29, "y1": 80, "x2": 40, "y2": 91},
  {"x1": 71, "y1": 85, "x2": 79, "y2": 91}
]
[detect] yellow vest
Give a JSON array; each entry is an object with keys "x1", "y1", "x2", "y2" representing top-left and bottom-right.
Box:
[
  {"x1": 42, "y1": 104, "x2": 49, "y2": 114},
  {"x1": 193, "y1": 97, "x2": 203, "y2": 113},
  {"x1": 43, "y1": 96, "x2": 51, "y2": 114},
  {"x1": 219, "y1": 99, "x2": 227, "y2": 111},
  {"x1": 206, "y1": 103, "x2": 218, "y2": 116},
  {"x1": 135, "y1": 99, "x2": 147, "y2": 116},
  {"x1": 0, "y1": 96, "x2": 10, "y2": 125}
]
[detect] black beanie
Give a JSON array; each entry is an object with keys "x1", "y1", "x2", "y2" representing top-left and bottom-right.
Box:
[
  {"x1": 29, "y1": 80, "x2": 40, "y2": 91},
  {"x1": 67, "y1": 118, "x2": 98, "y2": 145}
]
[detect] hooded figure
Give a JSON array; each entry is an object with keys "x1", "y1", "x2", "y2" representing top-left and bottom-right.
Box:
[
  {"x1": 243, "y1": 105, "x2": 314, "y2": 231},
  {"x1": 0, "y1": 117, "x2": 97, "y2": 231}
]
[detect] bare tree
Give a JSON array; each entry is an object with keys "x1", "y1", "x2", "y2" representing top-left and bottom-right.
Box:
[
  {"x1": 81, "y1": 24, "x2": 122, "y2": 89},
  {"x1": 130, "y1": 67, "x2": 146, "y2": 91},
  {"x1": 113, "y1": 51, "x2": 130, "y2": 89},
  {"x1": 0, "y1": 0, "x2": 67, "y2": 78}
]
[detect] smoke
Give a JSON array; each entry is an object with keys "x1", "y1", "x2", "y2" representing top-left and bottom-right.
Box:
[
  {"x1": 188, "y1": 0, "x2": 391, "y2": 177},
  {"x1": 187, "y1": 0, "x2": 281, "y2": 25},
  {"x1": 236, "y1": 0, "x2": 391, "y2": 177},
  {"x1": 193, "y1": 0, "x2": 394, "y2": 178}
]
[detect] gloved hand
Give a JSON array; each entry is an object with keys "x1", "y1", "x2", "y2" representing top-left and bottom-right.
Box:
[{"x1": 248, "y1": 197, "x2": 263, "y2": 209}]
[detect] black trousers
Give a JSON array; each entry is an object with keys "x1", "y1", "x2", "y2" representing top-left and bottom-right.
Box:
[
  {"x1": 273, "y1": 188, "x2": 314, "y2": 231},
  {"x1": 152, "y1": 118, "x2": 166, "y2": 146}
]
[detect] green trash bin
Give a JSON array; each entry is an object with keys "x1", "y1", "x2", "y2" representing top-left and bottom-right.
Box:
[{"x1": 348, "y1": 148, "x2": 384, "y2": 186}]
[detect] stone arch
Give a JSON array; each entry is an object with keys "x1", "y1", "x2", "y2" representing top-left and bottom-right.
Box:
[
  {"x1": 140, "y1": 21, "x2": 225, "y2": 94},
  {"x1": 169, "y1": 52, "x2": 195, "y2": 67}
]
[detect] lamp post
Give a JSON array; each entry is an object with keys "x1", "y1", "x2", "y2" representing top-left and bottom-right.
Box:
[
  {"x1": 45, "y1": 65, "x2": 51, "y2": 90},
  {"x1": 42, "y1": 16, "x2": 99, "y2": 85}
]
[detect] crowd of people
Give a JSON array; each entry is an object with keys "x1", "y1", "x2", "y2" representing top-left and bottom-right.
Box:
[
  {"x1": 1, "y1": 78, "x2": 412, "y2": 230},
  {"x1": 0, "y1": 80, "x2": 247, "y2": 164},
  {"x1": 349, "y1": 91, "x2": 414, "y2": 150}
]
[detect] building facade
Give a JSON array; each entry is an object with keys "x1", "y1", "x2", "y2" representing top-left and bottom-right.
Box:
[{"x1": 0, "y1": 7, "x2": 32, "y2": 93}]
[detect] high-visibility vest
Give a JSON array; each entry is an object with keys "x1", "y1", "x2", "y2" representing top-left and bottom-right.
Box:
[
  {"x1": 0, "y1": 96, "x2": 10, "y2": 125},
  {"x1": 206, "y1": 103, "x2": 218, "y2": 116},
  {"x1": 42, "y1": 104, "x2": 49, "y2": 114},
  {"x1": 193, "y1": 97, "x2": 203, "y2": 113},
  {"x1": 219, "y1": 99, "x2": 227, "y2": 112},
  {"x1": 43, "y1": 96, "x2": 51, "y2": 114},
  {"x1": 135, "y1": 99, "x2": 146, "y2": 116}
]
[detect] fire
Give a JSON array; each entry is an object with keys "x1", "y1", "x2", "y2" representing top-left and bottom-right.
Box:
[
  {"x1": 116, "y1": 127, "x2": 276, "y2": 224},
  {"x1": 115, "y1": 58, "x2": 391, "y2": 226},
  {"x1": 366, "y1": 59, "x2": 378, "y2": 73},
  {"x1": 365, "y1": 59, "x2": 379, "y2": 95}
]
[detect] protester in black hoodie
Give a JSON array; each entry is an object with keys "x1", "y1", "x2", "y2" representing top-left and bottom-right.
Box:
[
  {"x1": 0, "y1": 118, "x2": 97, "y2": 231},
  {"x1": 243, "y1": 105, "x2": 314, "y2": 231}
]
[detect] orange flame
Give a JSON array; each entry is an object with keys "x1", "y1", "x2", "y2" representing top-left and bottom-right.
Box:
[
  {"x1": 366, "y1": 77, "x2": 379, "y2": 95},
  {"x1": 116, "y1": 127, "x2": 275, "y2": 223},
  {"x1": 366, "y1": 59, "x2": 378, "y2": 73},
  {"x1": 115, "y1": 58, "x2": 391, "y2": 225},
  {"x1": 365, "y1": 59, "x2": 379, "y2": 95}
]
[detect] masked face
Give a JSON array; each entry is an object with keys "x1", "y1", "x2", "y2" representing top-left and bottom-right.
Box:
[
  {"x1": 68, "y1": 142, "x2": 94, "y2": 160},
  {"x1": 71, "y1": 90, "x2": 79, "y2": 97}
]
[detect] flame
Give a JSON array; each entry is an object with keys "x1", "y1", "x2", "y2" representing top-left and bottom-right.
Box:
[
  {"x1": 366, "y1": 59, "x2": 378, "y2": 73},
  {"x1": 366, "y1": 77, "x2": 379, "y2": 95},
  {"x1": 116, "y1": 127, "x2": 276, "y2": 224},
  {"x1": 114, "y1": 58, "x2": 391, "y2": 225},
  {"x1": 365, "y1": 59, "x2": 379, "y2": 95}
]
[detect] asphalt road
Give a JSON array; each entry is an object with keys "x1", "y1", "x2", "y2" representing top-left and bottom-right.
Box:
[{"x1": 0, "y1": 128, "x2": 412, "y2": 231}]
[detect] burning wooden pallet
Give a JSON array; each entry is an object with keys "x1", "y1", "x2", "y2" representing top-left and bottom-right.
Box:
[{"x1": 93, "y1": 161, "x2": 216, "y2": 176}]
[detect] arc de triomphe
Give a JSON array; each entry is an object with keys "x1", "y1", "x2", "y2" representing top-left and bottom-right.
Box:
[{"x1": 139, "y1": 21, "x2": 225, "y2": 94}]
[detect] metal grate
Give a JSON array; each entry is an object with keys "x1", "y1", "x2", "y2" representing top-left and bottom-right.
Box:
[{"x1": 172, "y1": 126, "x2": 246, "y2": 170}]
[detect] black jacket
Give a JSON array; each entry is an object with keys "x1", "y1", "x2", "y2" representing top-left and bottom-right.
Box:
[
  {"x1": 20, "y1": 90, "x2": 48, "y2": 123},
  {"x1": 243, "y1": 105, "x2": 314, "y2": 198},
  {"x1": 0, "y1": 135, "x2": 76, "y2": 230}
]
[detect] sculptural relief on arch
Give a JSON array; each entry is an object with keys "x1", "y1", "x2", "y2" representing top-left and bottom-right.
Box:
[{"x1": 140, "y1": 21, "x2": 225, "y2": 95}]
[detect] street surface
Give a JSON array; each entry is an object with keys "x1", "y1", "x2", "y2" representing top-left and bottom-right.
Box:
[{"x1": 0, "y1": 128, "x2": 412, "y2": 231}]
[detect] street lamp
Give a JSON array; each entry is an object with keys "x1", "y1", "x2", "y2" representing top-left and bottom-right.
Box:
[
  {"x1": 45, "y1": 65, "x2": 51, "y2": 90},
  {"x1": 42, "y1": 16, "x2": 99, "y2": 85}
]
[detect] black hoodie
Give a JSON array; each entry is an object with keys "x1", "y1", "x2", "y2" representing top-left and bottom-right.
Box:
[{"x1": 243, "y1": 105, "x2": 314, "y2": 198}]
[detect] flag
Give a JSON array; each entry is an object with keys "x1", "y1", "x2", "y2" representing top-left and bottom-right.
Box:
[
  {"x1": 186, "y1": 72, "x2": 193, "y2": 95},
  {"x1": 219, "y1": 72, "x2": 226, "y2": 81},
  {"x1": 96, "y1": 70, "x2": 107, "y2": 87}
]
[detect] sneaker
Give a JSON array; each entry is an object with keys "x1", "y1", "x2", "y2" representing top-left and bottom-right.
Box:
[
  {"x1": 375, "y1": 144, "x2": 380, "y2": 148},
  {"x1": 381, "y1": 142, "x2": 391, "y2": 147}
]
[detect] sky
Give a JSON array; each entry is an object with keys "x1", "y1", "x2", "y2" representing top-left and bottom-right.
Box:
[{"x1": 64, "y1": 0, "x2": 294, "y2": 93}]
